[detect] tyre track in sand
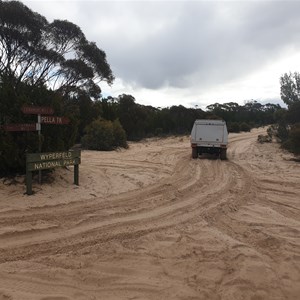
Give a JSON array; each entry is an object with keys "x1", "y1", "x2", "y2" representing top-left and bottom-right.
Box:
[{"x1": 0, "y1": 142, "x2": 254, "y2": 262}]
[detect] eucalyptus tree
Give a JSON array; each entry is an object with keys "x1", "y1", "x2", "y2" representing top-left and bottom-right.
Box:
[
  {"x1": 0, "y1": 0, "x2": 114, "y2": 174},
  {"x1": 280, "y1": 72, "x2": 300, "y2": 124},
  {"x1": 279, "y1": 72, "x2": 300, "y2": 153},
  {"x1": 280, "y1": 72, "x2": 300, "y2": 108},
  {"x1": 0, "y1": 0, "x2": 114, "y2": 98}
]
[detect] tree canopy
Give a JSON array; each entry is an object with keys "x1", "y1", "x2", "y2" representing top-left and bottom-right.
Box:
[
  {"x1": 0, "y1": 0, "x2": 114, "y2": 98},
  {"x1": 279, "y1": 72, "x2": 300, "y2": 154},
  {"x1": 0, "y1": 1, "x2": 114, "y2": 175},
  {"x1": 206, "y1": 100, "x2": 281, "y2": 130},
  {"x1": 280, "y1": 72, "x2": 300, "y2": 108}
]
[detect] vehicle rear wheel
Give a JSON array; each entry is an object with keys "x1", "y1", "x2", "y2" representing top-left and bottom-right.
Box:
[
  {"x1": 220, "y1": 149, "x2": 227, "y2": 160},
  {"x1": 192, "y1": 147, "x2": 198, "y2": 159}
]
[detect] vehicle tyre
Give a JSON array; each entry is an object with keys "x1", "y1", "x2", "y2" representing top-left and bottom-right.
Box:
[
  {"x1": 220, "y1": 149, "x2": 227, "y2": 160},
  {"x1": 192, "y1": 147, "x2": 198, "y2": 159}
]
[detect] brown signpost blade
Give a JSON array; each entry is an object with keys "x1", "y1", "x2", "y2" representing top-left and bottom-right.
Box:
[
  {"x1": 40, "y1": 116, "x2": 70, "y2": 124},
  {"x1": 22, "y1": 106, "x2": 54, "y2": 115},
  {"x1": 2, "y1": 123, "x2": 38, "y2": 132}
]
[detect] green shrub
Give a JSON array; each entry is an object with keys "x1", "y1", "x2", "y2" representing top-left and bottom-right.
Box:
[
  {"x1": 286, "y1": 123, "x2": 300, "y2": 154},
  {"x1": 276, "y1": 123, "x2": 289, "y2": 142},
  {"x1": 155, "y1": 127, "x2": 163, "y2": 136},
  {"x1": 257, "y1": 134, "x2": 272, "y2": 143},
  {"x1": 267, "y1": 125, "x2": 276, "y2": 138},
  {"x1": 228, "y1": 122, "x2": 240, "y2": 133},
  {"x1": 112, "y1": 119, "x2": 128, "y2": 149},
  {"x1": 81, "y1": 118, "x2": 128, "y2": 151},
  {"x1": 240, "y1": 122, "x2": 251, "y2": 132}
]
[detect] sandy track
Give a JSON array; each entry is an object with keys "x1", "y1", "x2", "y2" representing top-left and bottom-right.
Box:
[{"x1": 0, "y1": 128, "x2": 299, "y2": 299}]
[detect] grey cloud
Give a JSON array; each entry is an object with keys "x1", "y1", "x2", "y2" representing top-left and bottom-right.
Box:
[{"x1": 97, "y1": 1, "x2": 300, "y2": 90}]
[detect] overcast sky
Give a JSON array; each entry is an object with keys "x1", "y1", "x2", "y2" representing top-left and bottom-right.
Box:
[{"x1": 22, "y1": 0, "x2": 300, "y2": 109}]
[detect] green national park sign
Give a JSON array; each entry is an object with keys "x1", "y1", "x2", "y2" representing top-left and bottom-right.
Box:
[
  {"x1": 26, "y1": 150, "x2": 81, "y2": 195},
  {"x1": 27, "y1": 150, "x2": 81, "y2": 171}
]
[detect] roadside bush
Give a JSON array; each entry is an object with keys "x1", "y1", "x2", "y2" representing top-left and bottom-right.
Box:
[
  {"x1": 276, "y1": 122, "x2": 289, "y2": 142},
  {"x1": 267, "y1": 125, "x2": 276, "y2": 138},
  {"x1": 240, "y1": 122, "x2": 251, "y2": 132},
  {"x1": 283, "y1": 123, "x2": 300, "y2": 154},
  {"x1": 112, "y1": 119, "x2": 128, "y2": 149},
  {"x1": 81, "y1": 118, "x2": 128, "y2": 151},
  {"x1": 257, "y1": 134, "x2": 272, "y2": 144},
  {"x1": 155, "y1": 127, "x2": 163, "y2": 136},
  {"x1": 228, "y1": 122, "x2": 240, "y2": 133}
]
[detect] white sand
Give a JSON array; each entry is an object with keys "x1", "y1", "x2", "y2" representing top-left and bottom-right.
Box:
[{"x1": 0, "y1": 128, "x2": 299, "y2": 300}]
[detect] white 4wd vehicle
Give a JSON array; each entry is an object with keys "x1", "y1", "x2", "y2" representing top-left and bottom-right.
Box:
[{"x1": 190, "y1": 119, "x2": 228, "y2": 160}]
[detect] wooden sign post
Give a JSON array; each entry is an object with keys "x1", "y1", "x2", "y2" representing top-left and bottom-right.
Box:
[
  {"x1": 21, "y1": 106, "x2": 55, "y2": 183},
  {"x1": 20, "y1": 106, "x2": 70, "y2": 184},
  {"x1": 2, "y1": 105, "x2": 75, "y2": 193}
]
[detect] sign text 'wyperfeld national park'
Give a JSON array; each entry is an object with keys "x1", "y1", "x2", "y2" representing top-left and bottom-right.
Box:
[
  {"x1": 26, "y1": 150, "x2": 81, "y2": 195},
  {"x1": 27, "y1": 157, "x2": 80, "y2": 171}
]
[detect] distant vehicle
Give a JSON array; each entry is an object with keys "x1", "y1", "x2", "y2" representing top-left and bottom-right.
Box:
[{"x1": 190, "y1": 119, "x2": 228, "y2": 160}]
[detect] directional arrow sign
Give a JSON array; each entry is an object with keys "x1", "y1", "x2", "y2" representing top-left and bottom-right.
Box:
[
  {"x1": 40, "y1": 116, "x2": 70, "y2": 124},
  {"x1": 22, "y1": 106, "x2": 54, "y2": 115},
  {"x1": 2, "y1": 123, "x2": 38, "y2": 132}
]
